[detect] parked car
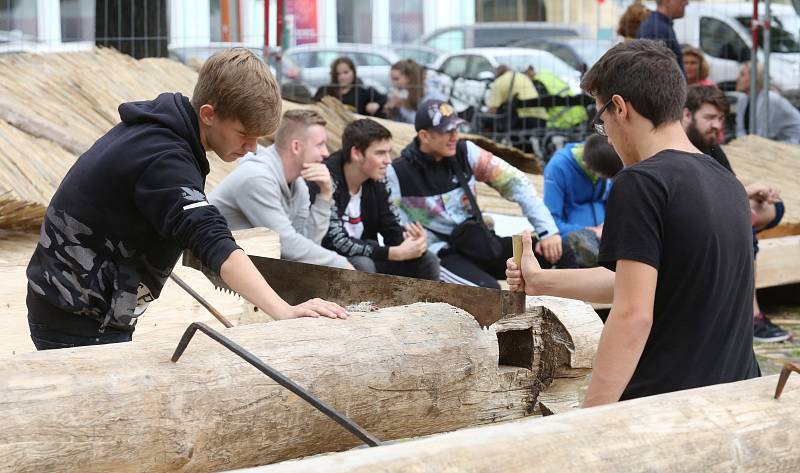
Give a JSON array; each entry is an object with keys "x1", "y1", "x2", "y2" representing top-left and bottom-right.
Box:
[
  {"x1": 666, "y1": 2, "x2": 800, "y2": 92},
  {"x1": 430, "y1": 47, "x2": 582, "y2": 112},
  {"x1": 420, "y1": 22, "x2": 586, "y2": 54},
  {"x1": 389, "y1": 44, "x2": 442, "y2": 66},
  {"x1": 168, "y1": 42, "x2": 302, "y2": 84},
  {"x1": 512, "y1": 38, "x2": 616, "y2": 74},
  {"x1": 282, "y1": 43, "x2": 400, "y2": 95}
]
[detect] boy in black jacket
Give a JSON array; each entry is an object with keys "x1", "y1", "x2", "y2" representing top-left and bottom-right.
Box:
[
  {"x1": 323, "y1": 119, "x2": 439, "y2": 280},
  {"x1": 26, "y1": 48, "x2": 347, "y2": 350}
]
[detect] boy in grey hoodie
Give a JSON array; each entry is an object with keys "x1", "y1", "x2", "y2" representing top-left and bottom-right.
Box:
[{"x1": 210, "y1": 110, "x2": 352, "y2": 269}]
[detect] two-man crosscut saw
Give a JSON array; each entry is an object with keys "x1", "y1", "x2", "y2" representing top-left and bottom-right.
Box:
[{"x1": 182, "y1": 251, "x2": 526, "y2": 328}]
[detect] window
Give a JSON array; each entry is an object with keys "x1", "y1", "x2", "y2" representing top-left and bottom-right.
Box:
[
  {"x1": 425, "y1": 29, "x2": 464, "y2": 53},
  {"x1": 735, "y1": 15, "x2": 800, "y2": 54},
  {"x1": 315, "y1": 51, "x2": 341, "y2": 69},
  {"x1": 468, "y1": 55, "x2": 493, "y2": 79},
  {"x1": 60, "y1": 0, "x2": 94, "y2": 42},
  {"x1": 290, "y1": 52, "x2": 314, "y2": 68},
  {"x1": 0, "y1": 0, "x2": 37, "y2": 41},
  {"x1": 442, "y1": 55, "x2": 469, "y2": 78},
  {"x1": 390, "y1": 0, "x2": 423, "y2": 44},
  {"x1": 700, "y1": 17, "x2": 750, "y2": 61},
  {"x1": 355, "y1": 52, "x2": 391, "y2": 67},
  {"x1": 337, "y1": 0, "x2": 372, "y2": 43},
  {"x1": 476, "y1": 0, "x2": 545, "y2": 22}
]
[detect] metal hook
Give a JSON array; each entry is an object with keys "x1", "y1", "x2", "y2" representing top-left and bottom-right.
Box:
[
  {"x1": 171, "y1": 322, "x2": 382, "y2": 447},
  {"x1": 774, "y1": 360, "x2": 800, "y2": 400}
]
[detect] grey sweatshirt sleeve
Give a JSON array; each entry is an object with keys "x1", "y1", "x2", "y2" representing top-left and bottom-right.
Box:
[
  {"x1": 295, "y1": 180, "x2": 332, "y2": 244},
  {"x1": 236, "y1": 174, "x2": 349, "y2": 268}
]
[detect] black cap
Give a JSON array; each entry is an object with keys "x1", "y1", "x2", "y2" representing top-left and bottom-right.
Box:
[{"x1": 414, "y1": 99, "x2": 465, "y2": 133}]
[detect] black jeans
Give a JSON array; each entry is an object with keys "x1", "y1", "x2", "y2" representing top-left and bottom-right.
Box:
[
  {"x1": 27, "y1": 287, "x2": 132, "y2": 350},
  {"x1": 439, "y1": 235, "x2": 576, "y2": 289},
  {"x1": 349, "y1": 251, "x2": 441, "y2": 281},
  {"x1": 29, "y1": 323, "x2": 132, "y2": 350}
]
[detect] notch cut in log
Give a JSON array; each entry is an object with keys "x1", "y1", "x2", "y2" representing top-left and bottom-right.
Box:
[
  {"x1": 243, "y1": 375, "x2": 800, "y2": 473},
  {"x1": 0, "y1": 298, "x2": 600, "y2": 473}
]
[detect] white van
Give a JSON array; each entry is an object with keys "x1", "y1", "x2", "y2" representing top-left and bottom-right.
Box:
[{"x1": 664, "y1": 2, "x2": 800, "y2": 92}]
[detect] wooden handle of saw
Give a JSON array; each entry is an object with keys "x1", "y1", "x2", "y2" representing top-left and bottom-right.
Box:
[
  {"x1": 511, "y1": 234, "x2": 526, "y2": 298},
  {"x1": 512, "y1": 234, "x2": 523, "y2": 271}
]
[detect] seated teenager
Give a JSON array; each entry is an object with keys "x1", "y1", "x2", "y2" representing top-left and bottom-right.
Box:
[
  {"x1": 209, "y1": 110, "x2": 352, "y2": 269},
  {"x1": 313, "y1": 57, "x2": 387, "y2": 117},
  {"x1": 682, "y1": 84, "x2": 791, "y2": 343},
  {"x1": 544, "y1": 134, "x2": 622, "y2": 267},
  {"x1": 383, "y1": 59, "x2": 446, "y2": 124},
  {"x1": 387, "y1": 99, "x2": 576, "y2": 289},
  {"x1": 322, "y1": 119, "x2": 440, "y2": 280}
]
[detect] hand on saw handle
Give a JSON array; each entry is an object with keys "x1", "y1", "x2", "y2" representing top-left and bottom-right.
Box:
[
  {"x1": 220, "y1": 249, "x2": 349, "y2": 320},
  {"x1": 505, "y1": 231, "x2": 542, "y2": 295}
]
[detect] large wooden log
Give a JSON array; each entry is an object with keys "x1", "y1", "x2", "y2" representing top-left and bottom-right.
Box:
[
  {"x1": 243, "y1": 375, "x2": 800, "y2": 473},
  {"x1": 0, "y1": 298, "x2": 600, "y2": 473}
]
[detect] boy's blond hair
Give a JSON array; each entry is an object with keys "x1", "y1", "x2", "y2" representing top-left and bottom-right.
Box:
[
  {"x1": 191, "y1": 48, "x2": 281, "y2": 136},
  {"x1": 274, "y1": 109, "x2": 327, "y2": 150}
]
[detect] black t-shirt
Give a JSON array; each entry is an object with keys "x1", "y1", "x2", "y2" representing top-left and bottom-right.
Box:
[
  {"x1": 599, "y1": 150, "x2": 760, "y2": 401},
  {"x1": 706, "y1": 146, "x2": 734, "y2": 173}
]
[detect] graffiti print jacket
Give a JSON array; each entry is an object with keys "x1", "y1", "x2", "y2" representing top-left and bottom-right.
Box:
[
  {"x1": 26, "y1": 93, "x2": 239, "y2": 331},
  {"x1": 386, "y1": 138, "x2": 558, "y2": 255}
]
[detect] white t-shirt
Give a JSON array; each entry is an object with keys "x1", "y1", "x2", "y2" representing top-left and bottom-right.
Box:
[{"x1": 343, "y1": 188, "x2": 364, "y2": 239}]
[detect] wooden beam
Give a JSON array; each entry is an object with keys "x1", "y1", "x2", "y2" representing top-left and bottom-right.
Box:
[
  {"x1": 245, "y1": 375, "x2": 800, "y2": 473},
  {"x1": 0, "y1": 299, "x2": 600, "y2": 472},
  {"x1": 756, "y1": 235, "x2": 800, "y2": 288}
]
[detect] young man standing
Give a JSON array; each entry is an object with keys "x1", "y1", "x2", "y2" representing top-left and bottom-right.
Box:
[
  {"x1": 682, "y1": 85, "x2": 790, "y2": 342},
  {"x1": 507, "y1": 40, "x2": 759, "y2": 406},
  {"x1": 322, "y1": 119, "x2": 440, "y2": 280},
  {"x1": 210, "y1": 110, "x2": 353, "y2": 270},
  {"x1": 636, "y1": 0, "x2": 688, "y2": 74},
  {"x1": 388, "y1": 99, "x2": 575, "y2": 289},
  {"x1": 26, "y1": 49, "x2": 347, "y2": 350}
]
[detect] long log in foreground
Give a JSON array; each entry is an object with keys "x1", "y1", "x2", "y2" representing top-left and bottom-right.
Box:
[
  {"x1": 0, "y1": 298, "x2": 600, "y2": 472},
  {"x1": 241, "y1": 375, "x2": 800, "y2": 473}
]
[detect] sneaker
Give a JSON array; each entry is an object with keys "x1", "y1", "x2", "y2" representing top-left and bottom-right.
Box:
[{"x1": 753, "y1": 312, "x2": 792, "y2": 343}]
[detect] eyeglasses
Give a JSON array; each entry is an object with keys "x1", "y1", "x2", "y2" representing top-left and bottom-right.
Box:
[{"x1": 591, "y1": 98, "x2": 615, "y2": 137}]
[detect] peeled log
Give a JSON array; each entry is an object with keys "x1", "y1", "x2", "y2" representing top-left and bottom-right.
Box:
[
  {"x1": 0, "y1": 299, "x2": 600, "y2": 472},
  {"x1": 244, "y1": 375, "x2": 800, "y2": 473}
]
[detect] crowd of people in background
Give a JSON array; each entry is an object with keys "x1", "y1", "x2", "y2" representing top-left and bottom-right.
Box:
[
  {"x1": 25, "y1": 30, "x2": 798, "y2": 414},
  {"x1": 265, "y1": 0, "x2": 797, "y2": 344}
]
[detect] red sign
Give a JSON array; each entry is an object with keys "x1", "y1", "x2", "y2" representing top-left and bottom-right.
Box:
[{"x1": 286, "y1": 0, "x2": 318, "y2": 45}]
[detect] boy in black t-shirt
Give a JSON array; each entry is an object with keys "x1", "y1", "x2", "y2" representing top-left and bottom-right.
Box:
[{"x1": 506, "y1": 40, "x2": 760, "y2": 406}]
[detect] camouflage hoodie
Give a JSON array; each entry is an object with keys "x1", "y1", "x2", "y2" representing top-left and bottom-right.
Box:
[{"x1": 26, "y1": 93, "x2": 239, "y2": 332}]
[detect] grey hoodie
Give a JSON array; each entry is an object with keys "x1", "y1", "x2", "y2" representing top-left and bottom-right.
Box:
[{"x1": 209, "y1": 144, "x2": 349, "y2": 268}]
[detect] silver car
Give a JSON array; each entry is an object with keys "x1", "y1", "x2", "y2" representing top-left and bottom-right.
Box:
[
  {"x1": 430, "y1": 47, "x2": 583, "y2": 112},
  {"x1": 420, "y1": 22, "x2": 586, "y2": 53},
  {"x1": 283, "y1": 43, "x2": 400, "y2": 95}
]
